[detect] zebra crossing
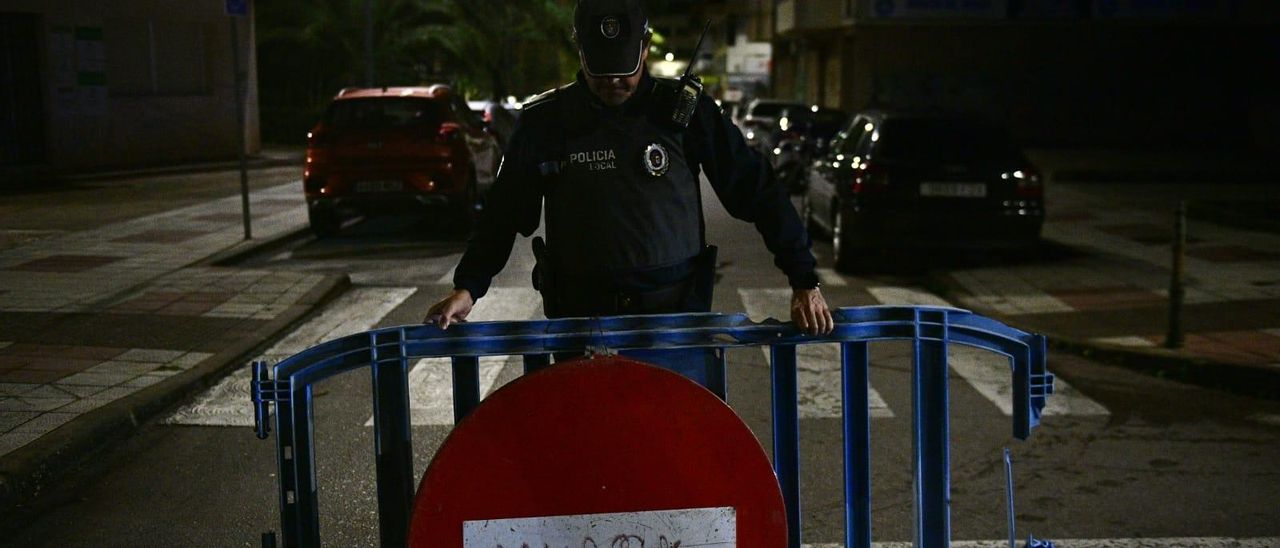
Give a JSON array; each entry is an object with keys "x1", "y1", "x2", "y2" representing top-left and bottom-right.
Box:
[
  {"x1": 163, "y1": 287, "x2": 418, "y2": 426},
  {"x1": 370, "y1": 288, "x2": 541, "y2": 426},
  {"x1": 863, "y1": 285, "x2": 1109, "y2": 417},
  {"x1": 164, "y1": 283, "x2": 1110, "y2": 427},
  {"x1": 738, "y1": 288, "x2": 894, "y2": 418}
]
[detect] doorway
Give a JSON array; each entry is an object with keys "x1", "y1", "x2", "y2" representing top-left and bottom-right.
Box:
[{"x1": 1, "y1": 13, "x2": 47, "y2": 165}]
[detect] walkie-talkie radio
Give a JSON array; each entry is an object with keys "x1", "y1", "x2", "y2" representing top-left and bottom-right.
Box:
[{"x1": 654, "y1": 20, "x2": 711, "y2": 129}]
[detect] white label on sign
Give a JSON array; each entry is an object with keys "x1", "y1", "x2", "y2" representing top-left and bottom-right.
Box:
[{"x1": 463, "y1": 507, "x2": 736, "y2": 547}]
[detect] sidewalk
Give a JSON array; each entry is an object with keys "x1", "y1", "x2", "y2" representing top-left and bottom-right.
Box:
[
  {"x1": 928, "y1": 184, "x2": 1280, "y2": 397},
  {"x1": 0, "y1": 163, "x2": 347, "y2": 516},
  {"x1": 1027, "y1": 147, "x2": 1280, "y2": 184},
  {"x1": 1, "y1": 145, "x2": 305, "y2": 188}
]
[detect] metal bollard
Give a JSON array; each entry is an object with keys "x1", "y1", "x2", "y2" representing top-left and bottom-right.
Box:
[{"x1": 1165, "y1": 201, "x2": 1186, "y2": 349}]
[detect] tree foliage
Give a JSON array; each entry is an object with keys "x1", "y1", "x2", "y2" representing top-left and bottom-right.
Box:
[{"x1": 256, "y1": 0, "x2": 577, "y2": 141}]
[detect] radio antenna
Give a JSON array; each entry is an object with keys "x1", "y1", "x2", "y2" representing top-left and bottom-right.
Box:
[{"x1": 682, "y1": 20, "x2": 712, "y2": 80}]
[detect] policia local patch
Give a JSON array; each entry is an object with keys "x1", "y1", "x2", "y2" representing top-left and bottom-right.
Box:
[{"x1": 566, "y1": 143, "x2": 669, "y2": 177}]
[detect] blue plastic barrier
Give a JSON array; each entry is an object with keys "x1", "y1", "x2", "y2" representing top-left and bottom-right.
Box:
[{"x1": 252, "y1": 305, "x2": 1055, "y2": 548}]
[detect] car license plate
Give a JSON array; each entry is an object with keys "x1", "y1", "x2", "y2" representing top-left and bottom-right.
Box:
[
  {"x1": 355, "y1": 180, "x2": 403, "y2": 193},
  {"x1": 920, "y1": 182, "x2": 987, "y2": 198}
]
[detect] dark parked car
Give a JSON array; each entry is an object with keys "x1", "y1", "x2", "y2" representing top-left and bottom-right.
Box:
[
  {"x1": 802, "y1": 110, "x2": 1044, "y2": 271},
  {"x1": 304, "y1": 85, "x2": 502, "y2": 237},
  {"x1": 766, "y1": 106, "x2": 849, "y2": 193},
  {"x1": 739, "y1": 98, "x2": 805, "y2": 152}
]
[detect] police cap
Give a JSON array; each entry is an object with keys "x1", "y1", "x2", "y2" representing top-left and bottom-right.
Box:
[{"x1": 574, "y1": 0, "x2": 650, "y2": 77}]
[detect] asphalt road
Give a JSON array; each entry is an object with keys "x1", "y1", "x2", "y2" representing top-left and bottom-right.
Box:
[{"x1": 4, "y1": 180, "x2": 1278, "y2": 547}]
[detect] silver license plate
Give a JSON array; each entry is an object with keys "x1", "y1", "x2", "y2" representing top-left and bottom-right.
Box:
[
  {"x1": 354, "y1": 180, "x2": 403, "y2": 193},
  {"x1": 920, "y1": 182, "x2": 987, "y2": 198}
]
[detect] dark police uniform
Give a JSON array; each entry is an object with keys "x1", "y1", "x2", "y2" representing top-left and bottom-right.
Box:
[
  {"x1": 454, "y1": 71, "x2": 818, "y2": 305},
  {"x1": 451, "y1": 71, "x2": 819, "y2": 382}
]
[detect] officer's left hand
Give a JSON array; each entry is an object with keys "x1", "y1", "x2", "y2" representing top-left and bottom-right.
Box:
[{"x1": 791, "y1": 287, "x2": 833, "y2": 335}]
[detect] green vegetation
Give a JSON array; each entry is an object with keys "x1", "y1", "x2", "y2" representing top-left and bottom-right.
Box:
[{"x1": 257, "y1": 0, "x2": 577, "y2": 144}]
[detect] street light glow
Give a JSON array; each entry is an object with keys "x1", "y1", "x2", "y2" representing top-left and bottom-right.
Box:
[{"x1": 665, "y1": 52, "x2": 674, "y2": 62}]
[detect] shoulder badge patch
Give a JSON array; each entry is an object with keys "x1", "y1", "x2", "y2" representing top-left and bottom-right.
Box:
[{"x1": 642, "y1": 143, "x2": 669, "y2": 177}]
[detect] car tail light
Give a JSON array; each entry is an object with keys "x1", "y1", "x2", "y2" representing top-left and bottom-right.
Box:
[
  {"x1": 307, "y1": 131, "x2": 331, "y2": 148},
  {"x1": 438, "y1": 122, "x2": 462, "y2": 142},
  {"x1": 852, "y1": 162, "x2": 889, "y2": 194},
  {"x1": 1012, "y1": 167, "x2": 1043, "y2": 198},
  {"x1": 408, "y1": 173, "x2": 437, "y2": 192}
]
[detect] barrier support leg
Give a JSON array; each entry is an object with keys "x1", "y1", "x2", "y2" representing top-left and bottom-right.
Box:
[
  {"x1": 371, "y1": 355, "x2": 414, "y2": 548},
  {"x1": 707, "y1": 347, "x2": 728, "y2": 401},
  {"x1": 285, "y1": 385, "x2": 321, "y2": 547},
  {"x1": 452, "y1": 356, "x2": 481, "y2": 423},
  {"x1": 771, "y1": 344, "x2": 801, "y2": 548},
  {"x1": 273, "y1": 393, "x2": 300, "y2": 547},
  {"x1": 913, "y1": 312, "x2": 951, "y2": 548},
  {"x1": 523, "y1": 353, "x2": 552, "y2": 376},
  {"x1": 842, "y1": 342, "x2": 872, "y2": 548}
]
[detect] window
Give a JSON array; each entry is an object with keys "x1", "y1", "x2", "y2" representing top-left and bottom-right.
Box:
[
  {"x1": 324, "y1": 98, "x2": 448, "y2": 130},
  {"x1": 876, "y1": 119, "x2": 1019, "y2": 164}
]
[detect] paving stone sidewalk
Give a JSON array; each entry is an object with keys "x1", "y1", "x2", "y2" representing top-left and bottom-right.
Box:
[
  {"x1": 0, "y1": 183, "x2": 333, "y2": 460},
  {"x1": 932, "y1": 185, "x2": 1280, "y2": 381}
]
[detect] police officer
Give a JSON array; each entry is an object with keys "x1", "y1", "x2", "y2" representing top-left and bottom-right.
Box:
[{"x1": 426, "y1": 0, "x2": 833, "y2": 381}]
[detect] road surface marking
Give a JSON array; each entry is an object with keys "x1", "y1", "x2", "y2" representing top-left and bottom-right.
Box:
[
  {"x1": 868, "y1": 286, "x2": 1108, "y2": 417},
  {"x1": 816, "y1": 268, "x2": 848, "y2": 287},
  {"x1": 948, "y1": 345, "x2": 1110, "y2": 416},
  {"x1": 804, "y1": 538, "x2": 1280, "y2": 548},
  {"x1": 1248, "y1": 413, "x2": 1280, "y2": 427},
  {"x1": 435, "y1": 261, "x2": 459, "y2": 285},
  {"x1": 164, "y1": 287, "x2": 418, "y2": 426},
  {"x1": 382, "y1": 287, "x2": 542, "y2": 426},
  {"x1": 738, "y1": 288, "x2": 894, "y2": 418},
  {"x1": 1091, "y1": 335, "x2": 1157, "y2": 348},
  {"x1": 866, "y1": 286, "x2": 953, "y2": 308}
]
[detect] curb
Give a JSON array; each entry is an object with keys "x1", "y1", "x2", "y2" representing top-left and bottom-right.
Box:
[
  {"x1": 0, "y1": 155, "x2": 303, "y2": 193},
  {"x1": 200, "y1": 224, "x2": 313, "y2": 267},
  {"x1": 1050, "y1": 169, "x2": 1280, "y2": 184},
  {"x1": 1186, "y1": 201, "x2": 1280, "y2": 235},
  {"x1": 0, "y1": 273, "x2": 351, "y2": 523},
  {"x1": 922, "y1": 271, "x2": 1280, "y2": 400},
  {"x1": 54, "y1": 156, "x2": 303, "y2": 183}
]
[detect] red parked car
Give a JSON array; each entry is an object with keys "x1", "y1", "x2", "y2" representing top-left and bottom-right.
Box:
[{"x1": 303, "y1": 85, "x2": 502, "y2": 237}]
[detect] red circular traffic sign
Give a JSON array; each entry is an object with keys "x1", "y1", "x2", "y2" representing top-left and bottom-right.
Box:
[{"x1": 409, "y1": 355, "x2": 786, "y2": 546}]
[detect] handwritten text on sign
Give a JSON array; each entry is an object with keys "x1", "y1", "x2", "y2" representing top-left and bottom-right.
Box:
[{"x1": 463, "y1": 507, "x2": 736, "y2": 547}]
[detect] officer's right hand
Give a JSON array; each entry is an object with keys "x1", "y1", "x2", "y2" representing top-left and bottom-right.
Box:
[{"x1": 425, "y1": 289, "x2": 474, "y2": 329}]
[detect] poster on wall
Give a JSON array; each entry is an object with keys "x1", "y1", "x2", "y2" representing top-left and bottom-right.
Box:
[
  {"x1": 867, "y1": 0, "x2": 1009, "y2": 19},
  {"x1": 74, "y1": 26, "x2": 107, "y2": 118},
  {"x1": 1093, "y1": 0, "x2": 1236, "y2": 18}
]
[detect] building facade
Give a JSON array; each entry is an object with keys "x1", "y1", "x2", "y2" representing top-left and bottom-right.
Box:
[
  {"x1": 0, "y1": 0, "x2": 260, "y2": 174},
  {"x1": 752, "y1": 0, "x2": 1279, "y2": 148}
]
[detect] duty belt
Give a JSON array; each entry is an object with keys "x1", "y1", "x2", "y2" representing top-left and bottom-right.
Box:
[{"x1": 551, "y1": 276, "x2": 694, "y2": 318}]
